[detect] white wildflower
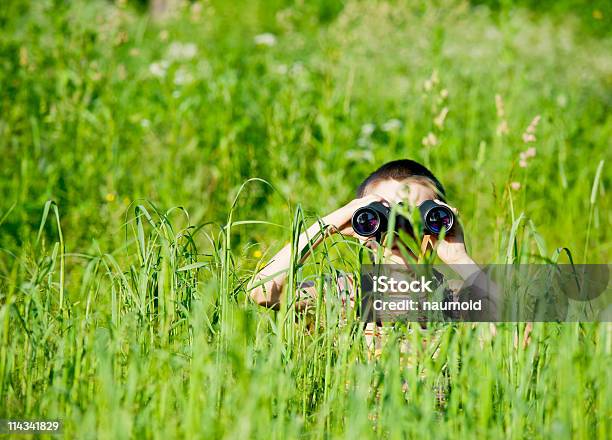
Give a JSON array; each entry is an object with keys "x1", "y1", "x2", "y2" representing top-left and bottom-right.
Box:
[
  {"x1": 275, "y1": 64, "x2": 288, "y2": 75},
  {"x1": 167, "y1": 42, "x2": 198, "y2": 61},
  {"x1": 357, "y1": 137, "x2": 369, "y2": 148},
  {"x1": 361, "y1": 123, "x2": 376, "y2": 137},
  {"x1": 495, "y1": 94, "x2": 509, "y2": 136},
  {"x1": 254, "y1": 33, "x2": 277, "y2": 47},
  {"x1": 495, "y1": 94, "x2": 505, "y2": 118},
  {"x1": 518, "y1": 147, "x2": 536, "y2": 167},
  {"x1": 174, "y1": 68, "x2": 193, "y2": 85},
  {"x1": 422, "y1": 132, "x2": 438, "y2": 147},
  {"x1": 149, "y1": 60, "x2": 169, "y2": 78},
  {"x1": 522, "y1": 133, "x2": 536, "y2": 143},
  {"x1": 497, "y1": 120, "x2": 509, "y2": 136},
  {"x1": 423, "y1": 70, "x2": 439, "y2": 91},
  {"x1": 522, "y1": 115, "x2": 541, "y2": 143},
  {"x1": 434, "y1": 107, "x2": 449, "y2": 129},
  {"x1": 381, "y1": 119, "x2": 401, "y2": 132}
]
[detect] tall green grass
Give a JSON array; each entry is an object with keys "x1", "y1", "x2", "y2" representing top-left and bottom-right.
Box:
[{"x1": 0, "y1": 1, "x2": 610, "y2": 438}]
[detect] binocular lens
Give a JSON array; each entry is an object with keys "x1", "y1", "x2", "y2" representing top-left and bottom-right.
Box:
[
  {"x1": 424, "y1": 206, "x2": 453, "y2": 234},
  {"x1": 350, "y1": 200, "x2": 454, "y2": 239},
  {"x1": 352, "y1": 209, "x2": 381, "y2": 236}
]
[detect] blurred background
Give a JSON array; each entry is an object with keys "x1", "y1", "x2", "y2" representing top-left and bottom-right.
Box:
[{"x1": 1, "y1": 0, "x2": 610, "y2": 264}]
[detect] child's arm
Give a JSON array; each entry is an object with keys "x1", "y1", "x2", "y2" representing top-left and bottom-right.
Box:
[
  {"x1": 430, "y1": 199, "x2": 501, "y2": 318},
  {"x1": 248, "y1": 195, "x2": 384, "y2": 309}
]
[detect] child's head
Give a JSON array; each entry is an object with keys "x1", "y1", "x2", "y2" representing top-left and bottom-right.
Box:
[
  {"x1": 356, "y1": 159, "x2": 446, "y2": 262},
  {"x1": 357, "y1": 159, "x2": 445, "y2": 207}
]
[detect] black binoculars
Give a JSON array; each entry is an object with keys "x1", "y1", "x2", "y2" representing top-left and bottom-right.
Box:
[{"x1": 351, "y1": 200, "x2": 454, "y2": 238}]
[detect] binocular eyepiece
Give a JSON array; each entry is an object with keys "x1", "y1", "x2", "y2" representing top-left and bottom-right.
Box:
[{"x1": 351, "y1": 200, "x2": 454, "y2": 238}]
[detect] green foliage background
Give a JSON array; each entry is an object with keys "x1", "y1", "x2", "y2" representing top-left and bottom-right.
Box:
[{"x1": 0, "y1": 1, "x2": 610, "y2": 438}]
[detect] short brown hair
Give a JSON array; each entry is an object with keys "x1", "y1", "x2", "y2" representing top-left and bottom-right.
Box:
[{"x1": 356, "y1": 159, "x2": 446, "y2": 198}]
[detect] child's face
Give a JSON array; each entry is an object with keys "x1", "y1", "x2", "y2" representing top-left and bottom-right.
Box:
[
  {"x1": 365, "y1": 178, "x2": 437, "y2": 208},
  {"x1": 362, "y1": 178, "x2": 438, "y2": 263}
]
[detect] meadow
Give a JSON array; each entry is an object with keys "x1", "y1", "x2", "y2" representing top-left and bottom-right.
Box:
[{"x1": 0, "y1": 0, "x2": 610, "y2": 438}]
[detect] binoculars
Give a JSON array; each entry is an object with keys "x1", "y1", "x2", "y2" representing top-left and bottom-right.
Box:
[{"x1": 351, "y1": 200, "x2": 454, "y2": 239}]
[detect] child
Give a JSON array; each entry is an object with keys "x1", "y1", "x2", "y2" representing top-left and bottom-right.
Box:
[{"x1": 249, "y1": 159, "x2": 484, "y2": 310}]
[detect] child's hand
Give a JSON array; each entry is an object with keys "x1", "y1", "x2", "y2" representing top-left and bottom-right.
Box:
[
  {"x1": 323, "y1": 195, "x2": 386, "y2": 241},
  {"x1": 428, "y1": 199, "x2": 473, "y2": 265}
]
